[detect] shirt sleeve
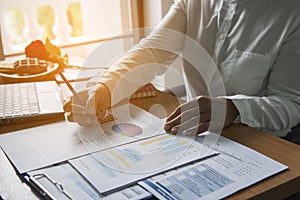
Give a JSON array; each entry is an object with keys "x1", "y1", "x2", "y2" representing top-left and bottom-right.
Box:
[
  {"x1": 95, "y1": 0, "x2": 187, "y2": 105},
  {"x1": 228, "y1": 16, "x2": 300, "y2": 137}
]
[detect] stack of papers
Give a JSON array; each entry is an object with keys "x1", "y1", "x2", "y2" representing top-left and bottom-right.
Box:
[
  {"x1": 139, "y1": 132, "x2": 288, "y2": 199},
  {"x1": 0, "y1": 104, "x2": 288, "y2": 199}
]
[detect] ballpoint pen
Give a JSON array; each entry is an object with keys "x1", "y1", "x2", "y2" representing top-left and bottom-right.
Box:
[{"x1": 57, "y1": 70, "x2": 86, "y2": 106}]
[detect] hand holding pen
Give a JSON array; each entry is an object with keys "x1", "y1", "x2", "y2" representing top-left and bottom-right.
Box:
[{"x1": 60, "y1": 71, "x2": 111, "y2": 126}]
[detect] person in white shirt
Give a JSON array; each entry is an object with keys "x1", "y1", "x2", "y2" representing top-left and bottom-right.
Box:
[{"x1": 64, "y1": 0, "x2": 300, "y2": 138}]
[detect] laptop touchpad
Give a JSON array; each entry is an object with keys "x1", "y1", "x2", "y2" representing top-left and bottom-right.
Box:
[{"x1": 38, "y1": 92, "x2": 64, "y2": 113}]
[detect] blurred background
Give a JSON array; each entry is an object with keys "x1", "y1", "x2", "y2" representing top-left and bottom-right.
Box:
[{"x1": 0, "y1": 0, "x2": 183, "y2": 91}]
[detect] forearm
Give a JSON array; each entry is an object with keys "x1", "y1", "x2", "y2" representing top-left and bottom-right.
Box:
[
  {"x1": 99, "y1": 47, "x2": 174, "y2": 105},
  {"x1": 92, "y1": 1, "x2": 187, "y2": 105}
]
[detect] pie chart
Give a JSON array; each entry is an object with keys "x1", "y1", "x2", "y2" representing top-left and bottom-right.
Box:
[{"x1": 112, "y1": 123, "x2": 143, "y2": 137}]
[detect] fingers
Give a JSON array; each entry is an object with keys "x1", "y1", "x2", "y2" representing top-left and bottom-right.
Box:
[
  {"x1": 169, "y1": 115, "x2": 200, "y2": 134},
  {"x1": 164, "y1": 96, "x2": 237, "y2": 136},
  {"x1": 63, "y1": 89, "x2": 89, "y2": 112},
  {"x1": 164, "y1": 106, "x2": 181, "y2": 130},
  {"x1": 164, "y1": 96, "x2": 211, "y2": 133},
  {"x1": 63, "y1": 83, "x2": 111, "y2": 126},
  {"x1": 166, "y1": 98, "x2": 199, "y2": 123},
  {"x1": 63, "y1": 95, "x2": 74, "y2": 112},
  {"x1": 168, "y1": 121, "x2": 210, "y2": 136},
  {"x1": 183, "y1": 122, "x2": 210, "y2": 136},
  {"x1": 168, "y1": 114, "x2": 210, "y2": 135},
  {"x1": 65, "y1": 112, "x2": 97, "y2": 126},
  {"x1": 164, "y1": 107, "x2": 206, "y2": 132}
]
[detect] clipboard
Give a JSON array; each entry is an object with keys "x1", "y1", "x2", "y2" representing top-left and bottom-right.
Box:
[
  {"x1": 21, "y1": 163, "x2": 153, "y2": 200},
  {"x1": 28, "y1": 173, "x2": 73, "y2": 200},
  {"x1": 20, "y1": 162, "x2": 101, "y2": 200}
]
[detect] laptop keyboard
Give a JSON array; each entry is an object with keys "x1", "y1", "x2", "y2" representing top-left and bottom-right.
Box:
[{"x1": 0, "y1": 82, "x2": 40, "y2": 119}]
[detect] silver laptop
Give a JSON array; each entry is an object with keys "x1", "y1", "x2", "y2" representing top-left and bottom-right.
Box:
[{"x1": 0, "y1": 81, "x2": 64, "y2": 124}]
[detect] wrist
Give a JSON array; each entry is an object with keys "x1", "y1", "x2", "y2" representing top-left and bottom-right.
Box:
[{"x1": 227, "y1": 99, "x2": 239, "y2": 122}]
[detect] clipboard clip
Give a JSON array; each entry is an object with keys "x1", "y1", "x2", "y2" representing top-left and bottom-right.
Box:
[{"x1": 29, "y1": 173, "x2": 74, "y2": 200}]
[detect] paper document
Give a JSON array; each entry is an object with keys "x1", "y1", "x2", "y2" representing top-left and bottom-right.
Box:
[
  {"x1": 0, "y1": 148, "x2": 38, "y2": 200},
  {"x1": 27, "y1": 163, "x2": 152, "y2": 200},
  {"x1": 69, "y1": 134, "x2": 217, "y2": 193},
  {"x1": 139, "y1": 132, "x2": 288, "y2": 200},
  {"x1": 0, "y1": 104, "x2": 164, "y2": 173}
]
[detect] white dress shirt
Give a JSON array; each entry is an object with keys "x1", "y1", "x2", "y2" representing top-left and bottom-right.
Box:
[{"x1": 100, "y1": 0, "x2": 300, "y2": 136}]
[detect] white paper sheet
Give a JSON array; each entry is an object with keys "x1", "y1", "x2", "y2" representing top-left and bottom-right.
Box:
[
  {"x1": 0, "y1": 104, "x2": 164, "y2": 173},
  {"x1": 139, "y1": 132, "x2": 288, "y2": 200},
  {"x1": 69, "y1": 134, "x2": 217, "y2": 194},
  {"x1": 0, "y1": 148, "x2": 39, "y2": 200}
]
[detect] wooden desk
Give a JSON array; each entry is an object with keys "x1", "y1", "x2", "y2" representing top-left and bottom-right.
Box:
[{"x1": 1, "y1": 90, "x2": 300, "y2": 200}]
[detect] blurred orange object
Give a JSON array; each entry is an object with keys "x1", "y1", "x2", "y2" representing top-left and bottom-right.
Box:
[
  {"x1": 25, "y1": 40, "x2": 49, "y2": 60},
  {"x1": 24, "y1": 38, "x2": 68, "y2": 66}
]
